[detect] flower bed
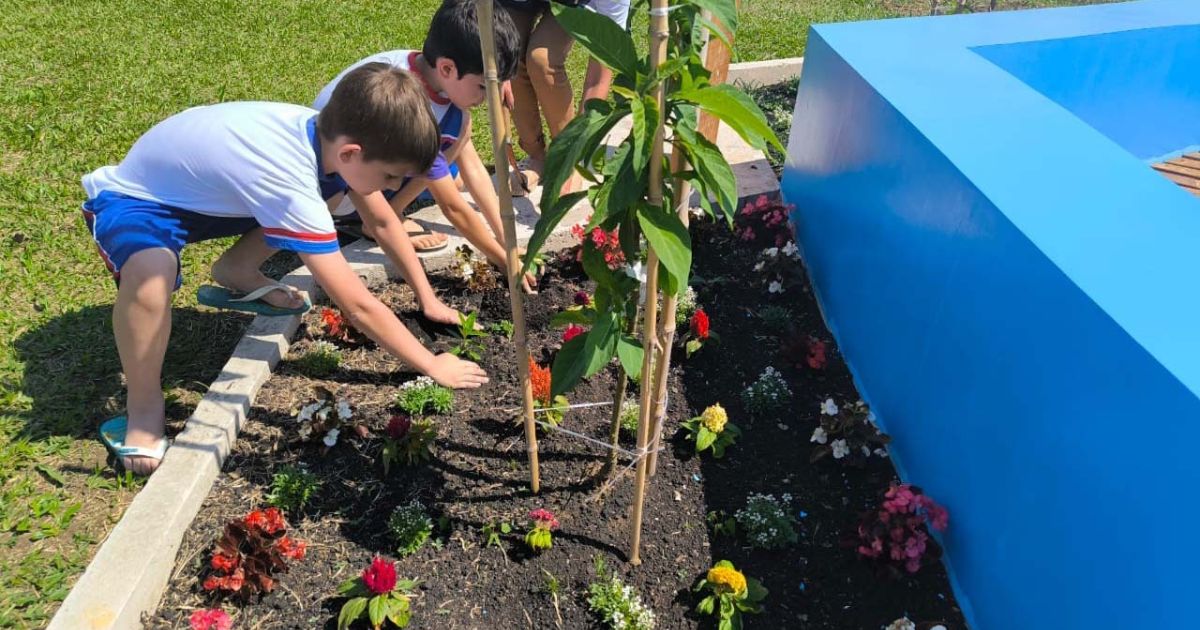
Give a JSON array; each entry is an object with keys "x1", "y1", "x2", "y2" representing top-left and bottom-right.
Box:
[{"x1": 146, "y1": 221, "x2": 964, "y2": 629}]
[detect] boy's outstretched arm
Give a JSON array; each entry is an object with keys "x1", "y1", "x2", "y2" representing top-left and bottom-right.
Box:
[
  {"x1": 426, "y1": 175, "x2": 536, "y2": 293},
  {"x1": 348, "y1": 190, "x2": 462, "y2": 325},
  {"x1": 299, "y1": 249, "x2": 488, "y2": 389},
  {"x1": 454, "y1": 136, "x2": 506, "y2": 246}
]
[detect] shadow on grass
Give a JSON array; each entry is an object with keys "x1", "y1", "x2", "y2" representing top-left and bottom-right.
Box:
[{"x1": 11, "y1": 304, "x2": 252, "y2": 439}]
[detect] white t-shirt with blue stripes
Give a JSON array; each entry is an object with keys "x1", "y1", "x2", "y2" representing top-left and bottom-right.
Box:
[{"x1": 81, "y1": 102, "x2": 339, "y2": 254}]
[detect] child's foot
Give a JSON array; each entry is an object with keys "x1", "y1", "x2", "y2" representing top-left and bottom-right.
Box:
[
  {"x1": 122, "y1": 422, "x2": 165, "y2": 475},
  {"x1": 211, "y1": 262, "x2": 305, "y2": 311},
  {"x1": 402, "y1": 219, "x2": 448, "y2": 251}
]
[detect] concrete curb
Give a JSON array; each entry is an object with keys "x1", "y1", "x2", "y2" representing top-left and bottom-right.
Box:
[{"x1": 727, "y1": 57, "x2": 804, "y2": 88}]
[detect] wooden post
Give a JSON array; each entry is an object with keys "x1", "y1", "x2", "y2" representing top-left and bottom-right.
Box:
[
  {"x1": 476, "y1": 0, "x2": 540, "y2": 493},
  {"x1": 697, "y1": 4, "x2": 737, "y2": 143},
  {"x1": 629, "y1": 0, "x2": 671, "y2": 566}
]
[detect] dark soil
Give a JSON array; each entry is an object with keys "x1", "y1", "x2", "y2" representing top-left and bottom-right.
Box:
[{"x1": 146, "y1": 223, "x2": 965, "y2": 629}]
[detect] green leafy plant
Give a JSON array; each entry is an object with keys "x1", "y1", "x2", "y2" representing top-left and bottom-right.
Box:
[
  {"x1": 694, "y1": 560, "x2": 767, "y2": 630},
  {"x1": 295, "y1": 340, "x2": 342, "y2": 377},
  {"x1": 521, "y1": 0, "x2": 783, "y2": 400},
  {"x1": 674, "y1": 286, "x2": 697, "y2": 326},
  {"x1": 266, "y1": 464, "x2": 320, "y2": 513},
  {"x1": 488, "y1": 319, "x2": 514, "y2": 339},
  {"x1": 524, "y1": 508, "x2": 559, "y2": 553},
  {"x1": 706, "y1": 510, "x2": 737, "y2": 538},
  {"x1": 741, "y1": 366, "x2": 792, "y2": 416},
  {"x1": 680, "y1": 403, "x2": 740, "y2": 458},
  {"x1": 588, "y1": 555, "x2": 657, "y2": 629},
  {"x1": 337, "y1": 556, "x2": 417, "y2": 629},
  {"x1": 380, "y1": 415, "x2": 437, "y2": 474},
  {"x1": 482, "y1": 520, "x2": 512, "y2": 548},
  {"x1": 449, "y1": 311, "x2": 489, "y2": 362},
  {"x1": 757, "y1": 305, "x2": 793, "y2": 336},
  {"x1": 618, "y1": 398, "x2": 639, "y2": 438},
  {"x1": 388, "y1": 500, "x2": 433, "y2": 557},
  {"x1": 395, "y1": 377, "x2": 453, "y2": 416},
  {"x1": 735, "y1": 493, "x2": 798, "y2": 550}
]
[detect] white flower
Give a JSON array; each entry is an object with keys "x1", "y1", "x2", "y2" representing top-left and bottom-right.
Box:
[
  {"x1": 401, "y1": 376, "x2": 435, "y2": 390},
  {"x1": 753, "y1": 261, "x2": 765, "y2": 272},
  {"x1": 831, "y1": 439, "x2": 850, "y2": 459},
  {"x1": 764, "y1": 247, "x2": 779, "y2": 257},
  {"x1": 861, "y1": 445, "x2": 871, "y2": 457},
  {"x1": 336, "y1": 399, "x2": 353, "y2": 421},
  {"x1": 782, "y1": 241, "x2": 799, "y2": 258},
  {"x1": 768, "y1": 280, "x2": 784, "y2": 294},
  {"x1": 323, "y1": 427, "x2": 340, "y2": 447},
  {"x1": 297, "y1": 401, "x2": 323, "y2": 423},
  {"x1": 624, "y1": 260, "x2": 646, "y2": 283},
  {"x1": 810, "y1": 427, "x2": 828, "y2": 444},
  {"x1": 820, "y1": 398, "x2": 839, "y2": 416},
  {"x1": 866, "y1": 411, "x2": 877, "y2": 424},
  {"x1": 874, "y1": 448, "x2": 889, "y2": 458},
  {"x1": 885, "y1": 618, "x2": 916, "y2": 630},
  {"x1": 460, "y1": 262, "x2": 474, "y2": 278},
  {"x1": 931, "y1": 626, "x2": 947, "y2": 630}
]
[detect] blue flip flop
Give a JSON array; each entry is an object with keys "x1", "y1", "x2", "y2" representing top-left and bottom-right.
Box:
[
  {"x1": 99, "y1": 416, "x2": 169, "y2": 472},
  {"x1": 197, "y1": 283, "x2": 311, "y2": 316}
]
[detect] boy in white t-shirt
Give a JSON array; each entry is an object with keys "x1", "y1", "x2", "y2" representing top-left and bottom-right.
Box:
[
  {"x1": 82, "y1": 64, "x2": 488, "y2": 475},
  {"x1": 315, "y1": 0, "x2": 536, "y2": 292}
]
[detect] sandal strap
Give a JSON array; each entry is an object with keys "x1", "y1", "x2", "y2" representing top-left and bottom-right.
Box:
[
  {"x1": 229, "y1": 282, "x2": 294, "y2": 303},
  {"x1": 116, "y1": 439, "x2": 168, "y2": 461}
]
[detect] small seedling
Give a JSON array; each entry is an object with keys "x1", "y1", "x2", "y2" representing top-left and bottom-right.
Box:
[
  {"x1": 266, "y1": 464, "x2": 320, "y2": 513},
  {"x1": 449, "y1": 312, "x2": 488, "y2": 361},
  {"x1": 482, "y1": 520, "x2": 512, "y2": 548},
  {"x1": 488, "y1": 319, "x2": 514, "y2": 339},
  {"x1": 296, "y1": 341, "x2": 341, "y2": 377}
]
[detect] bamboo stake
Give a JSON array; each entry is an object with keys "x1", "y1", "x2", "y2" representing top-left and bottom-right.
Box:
[
  {"x1": 629, "y1": 0, "x2": 671, "y2": 566},
  {"x1": 476, "y1": 0, "x2": 539, "y2": 493},
  {"x1": 646, "y1": 150, "x2": 691, "y2": 477},
  {"x1": 604, "y1": 309, "x2": 641, "y2": 475}
]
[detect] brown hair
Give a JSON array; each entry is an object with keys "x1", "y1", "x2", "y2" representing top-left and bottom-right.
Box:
[{"x1": 316, "y1": 62, "x2": 439, "y2": 172}]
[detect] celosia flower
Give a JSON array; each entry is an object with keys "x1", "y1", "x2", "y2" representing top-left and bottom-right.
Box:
[
  {"x1": 276, "y1": 535, "x2": 307, "y2": 560},
  {"x1": 321, "y1": 307, "x2": 345, "y2": 338},
  {"x1": 562, "y1": 324, "x2": 586, "y2": 343},
  {"x1": 210, "y1": 553, "x2": 238, "y2": 573},
  {"x1": 820, "y1": 398, "x2": 839, "y2": 416},
  {"x1": 529, "y1": 358, "x2": 551, "y2": 406},
  {"x1": 690, "y1": 309, "x2": 710, "y2": 340},
  {"x1": 529, "y1": 508, "x2": 559, "y2": 530},
  {"x1": 700, "y1": 404, "x2": 727, "y2": 433},
  {"x1": 706, "y1": 565, "x2": 747, "y2": 595},
  {"x1": 362, "y1": 557, "x2": 398, "y2": 595},
  {"x1": 573, "y1": 291, "x2": 592, "y2": 306},
  {"x1": 189, "y1": 608, "x2": 232, "y2": 630},
  {"x1": 806, "y1": 337, "x2": 827, "y2": 369},
  {"x1": 386, "y1": 415, "x2": 411, "y2": 440}
]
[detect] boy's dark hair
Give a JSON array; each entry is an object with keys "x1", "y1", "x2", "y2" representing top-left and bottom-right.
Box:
[
  {"x1": 317, "y1": 62, "x2": 439, "y2": 171},
  {"x1": 423, "y1": 0, "x2": 521, "y2": 81}
]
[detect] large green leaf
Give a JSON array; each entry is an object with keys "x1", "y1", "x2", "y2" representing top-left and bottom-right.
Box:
[
  {"x1": 338, "y1": 597, "x2": 368, "y2": 630},
  {"x1": 368, "y1": 595, "x2": 388, "y2": 629},
  {"x1": 675, "y1": 123, "x2": 737, "y2": 222},
  {"x1": 629, "y1": 95, "x2": 659, "y2": 178},
  {"x1": 552, "y1": 4, "x2": 639, "y2": 77},
  {"x1": 696, "y1": 427, "x2": 717, "y2": 451},
  {"x1": 523, "y1": 190, "x2": 587, "y2": 274},
  {"x1": 550, "y1": 311, "x2": 619, "y2": 397},
  {"x1": 637, "y1": 204, "x2": 692, "y2": 294},
  {"x1": 387, "y1": 596, "x2": 412, "y2": 627},
  {"x1": 539, "y1": 100, "x2": 615, "y2": 213},
  {"x1": 616, "y1": 335, "x2": 643, "y2": 380},
  {"x1": 674, "y1": 84, "x2": 785, "y2": 153},
  {"x1": 688, "y1": 0, "x2": 738, "y2": 45}
]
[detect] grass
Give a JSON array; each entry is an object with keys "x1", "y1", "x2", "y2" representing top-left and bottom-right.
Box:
[{"x1": 0, "y1": 0, "x2": 1111, "y2": 625}]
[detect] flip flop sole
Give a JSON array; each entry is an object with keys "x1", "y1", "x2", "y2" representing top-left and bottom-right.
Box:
[{"x1": 196, "y1": 285, "x2": 311, "y2": 316}]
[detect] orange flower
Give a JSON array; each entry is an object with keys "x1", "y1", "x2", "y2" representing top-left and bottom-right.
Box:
[
  {"x1": 529, "y1": 357, "x2": 551, "y2": 406},
  {"x1": 276, "y1": 536, "x2": 306, "y2": 561},
  {"x1": 321, "y1": 307, "x2": 345, "y2": 338}
]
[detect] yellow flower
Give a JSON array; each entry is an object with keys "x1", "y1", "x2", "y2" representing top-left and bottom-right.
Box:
[
  {"x1": 700, "y1": 404, "x2": 728, "y2": 434},
  {"x1": 706, "y1": 565, "x2": 747, "y2": 595}
]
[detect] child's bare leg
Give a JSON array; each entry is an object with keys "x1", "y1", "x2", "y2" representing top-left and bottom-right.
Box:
[
  {"x1": 210, "y1": 228, "x2": 305, "y2": 309},
  {"x1": 113, "y1": 248, "x2": 176, "y2": 474}
]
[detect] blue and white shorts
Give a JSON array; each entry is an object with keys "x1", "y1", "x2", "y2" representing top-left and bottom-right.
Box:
[{"x1": 81, "y1": 190, "x2": 259, "y2": 290}]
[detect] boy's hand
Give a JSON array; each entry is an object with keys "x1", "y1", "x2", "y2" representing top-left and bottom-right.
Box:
[
  {"x1": 422, "y1": 300, "x2": 463, "y2": 326},
  {"x1": 521, "y1": 271, "x2": 538, "y2": 295},
  {"x1": 428, "y1": 353, "x2": 489, "y2": 389},
  {"x1": 501, "y1": 81, "x2": 514, "y2": 110}
]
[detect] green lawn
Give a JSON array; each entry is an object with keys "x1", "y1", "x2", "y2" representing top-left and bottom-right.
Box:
[{"x1": 0, "y1": 0, "x2": 1110, "y2": 625}]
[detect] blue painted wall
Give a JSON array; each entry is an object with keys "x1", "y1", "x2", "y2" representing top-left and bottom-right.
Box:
[{"x1": 782, "y1": 2, "x2": 1200, "y2": 628}]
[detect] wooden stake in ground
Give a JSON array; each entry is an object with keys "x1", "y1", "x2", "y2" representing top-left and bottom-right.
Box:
[
  {"x1": 629, "y1": 0, "x2": 672, "y2": 566},
  {"x1": 476, "y1": 0, "x2": 539, "y2": 493}
]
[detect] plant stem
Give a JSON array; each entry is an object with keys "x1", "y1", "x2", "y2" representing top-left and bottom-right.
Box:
[
  {"x1": 476, "y1": 0, "x2": 539, "y2": 493},
  {"x1": 605, "y1": 309, "x2": 641, "y2": 475}
]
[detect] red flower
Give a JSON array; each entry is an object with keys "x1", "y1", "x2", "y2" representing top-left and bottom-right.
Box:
[
  {"x1": 806, "y1": 337, "x2": 827, "y2": 370},
  {"x1": 277, "y1": 536, "x2": 307, "y2": 560},
  {"x1": 562, "y1": 324, "x2": 586, "y2": 343},
  {"x1": 529, "y1": 508, "x2": 560, "y2": 530},
  {"x1": 386, "y1": 415, "x2": 411, "y2": 440},
  {"x1": 244, "y1": 507, "x2": 287, "y2": 534},
  {"x1": 321, "y1": 307, "x2": 346, "y2": 338},
  {"x1": 203, "y1": 567, "x2": 245, "y2": 592},
  {"x1": 362, "y1": 556, "x2": 398, "y2": 595},
  {"x1": 689, "y1": 309, "x2": 710, "y2": 340},
  {"x1": 189, "y1": 608, "x2": 232, "y2": 630},
  {"x1": 529, "y1": 358, "x2": 551, "y2": 406},
  {"x1": 573, "y1": 291, "x2": 592, "y2": 306},
  {"x1": 210, "y1": 553, "x2": 238, "y2": 573}
]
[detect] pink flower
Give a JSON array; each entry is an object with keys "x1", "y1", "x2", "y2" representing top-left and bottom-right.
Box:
[
  {"x1": 562, "y1": 324, "x2": 586, "y2": 343},
  {"x1": 189, "y1": 608, "x2": 232, "y2": 630},
  {"x1": 529, "y1": 508, "x2": 559, "y2": 530},
  {"x1": 905, "y1": 557, "x2": 922, "y2": 573},
  {"x1": 806, "y1": 337, "x2": 827, "y2": 369},
  {"x1": 362, "y1": 556, "x2": 398, "y2": 595},
  {"x1": 573, "y1": 291, "x2": 592, "y2": 306},
  {"x1": 590, "y1": 227, "x2": 608, "y2": 248}
]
